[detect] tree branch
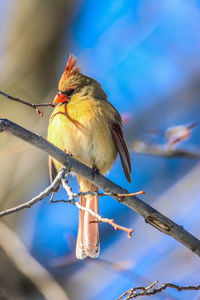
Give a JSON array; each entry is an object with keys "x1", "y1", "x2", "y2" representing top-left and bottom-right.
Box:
[
  {"x1": 132, "y1": 141, "x2": 200, "y2": 158},
  {"x1": 0, "y1": 90, "x2": 55, "y2": 117},
  {"x1": 0, "y1": 167, "x2": 68, "y2": 217},
  {"x1": 0, "y1": 166, "x2": 137, "y2": 237},
  {"x1": 60, "y1": 178, "x2": 134, "y2": 237},
  {"x1": 116, "y1": 281, "x2": 200, "y2": 299},
  {"x1": 0, "y1": 118, "x2": 200, "y2": 257}
]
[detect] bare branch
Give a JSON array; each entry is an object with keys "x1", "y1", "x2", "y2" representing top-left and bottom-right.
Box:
[
  {"x1": 60, "y1": 178, "x2": 133, "y2": 237},
  {"x1": 0, "y1": 167, "x2": 68, "y2": 217},
  {"x1": 78, "y1": 190, "x2": 145, "y2": 198},
  {"x1": 116, "y1": 281, "x2": 200, "y2": 299},
  {"x1": 0, "y1": 90, "x2": 55, "y2": 117},
  {"x1": 132, "y1": 140, "x2": 200, "y2": 158},
  {"x1": 0, "y1": 118, "x2": 200, "y2": 257},
  {"x1": 0, "y1": 167, "x2": 137, "y2": 237},
  {"x1": 56, "y1": 178, "x2": 145, "y2": 200},
  {"x1": 0, "y1": 166, "x2": 142, "y2": 239}
]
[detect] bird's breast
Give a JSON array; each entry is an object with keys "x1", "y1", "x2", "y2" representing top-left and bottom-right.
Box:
[{"x1": 47, "y1": 99, "x2": 118, "y2": 174}]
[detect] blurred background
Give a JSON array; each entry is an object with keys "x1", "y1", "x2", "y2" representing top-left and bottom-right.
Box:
[{"x1": 0, "y1": 0, "x2": 200, "y2": 299}]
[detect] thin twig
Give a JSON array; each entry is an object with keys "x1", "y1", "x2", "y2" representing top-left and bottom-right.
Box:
[
  {"x1": 61, "y1": 178, "x2": 74, "y2": 200},
  {"x1": 78, "y1": 191, "x2": 145, "y2": 198},
  {"x1": 0, "y1": 167, "x2": 68, "y2": 217},
  {"x1": 52, "y1": 182, "x2": 145, "y2": 200},
  {"x1": 1, "y1": 118, "x2": 200, "y2": 257},
  {"x1": 74, "y1": 202, "x2": 133, "y2": 238},
  {"x1": 60, "y1": 178, "x2": 134, "y2": 237},
  {"x1": 0, "y1": 170, "x2": 136, "y2": 238},
  {"x1": 0, "y1": 170, "x2": 143, "y2": 222},
  {"x1": 116, "y1": 281, "x2": 200, "y2": 299},
  {"x1": 0, "y1": 90, "x2": 55, "y2": 117}
]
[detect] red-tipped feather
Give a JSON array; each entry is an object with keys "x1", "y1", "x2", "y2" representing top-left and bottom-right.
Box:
[
  {"x1": 76, "y1": 179, "x2": 99, "y2": 259},
  {"x1": 64, "y1": 54, "x2": 80, "y2": 76},
  {"x1": 111, "y1": 124, "x2": 131, "y2": 183}
]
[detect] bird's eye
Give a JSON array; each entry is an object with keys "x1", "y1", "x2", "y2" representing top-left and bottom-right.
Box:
[{"x1": 64, "y1": 89, "x2": 75, "y2": 97}]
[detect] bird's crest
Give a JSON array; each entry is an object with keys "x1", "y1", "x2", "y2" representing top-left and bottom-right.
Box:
[{"x1": 64, "y1": 54, "x2": 80, "y2": 77}]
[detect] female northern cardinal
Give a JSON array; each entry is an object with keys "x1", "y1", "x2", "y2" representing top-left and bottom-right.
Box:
[{"x1": 47, "y1": 55, "x2": 131, "y2": 259}]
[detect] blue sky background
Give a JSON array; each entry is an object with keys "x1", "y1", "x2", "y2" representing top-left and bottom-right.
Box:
[
  {"x1": 32, "y1": 1, "x2": 200, "y2": 299},
  {"x1": 1, "y1": 1, "x2": 200, "y2": 299}
]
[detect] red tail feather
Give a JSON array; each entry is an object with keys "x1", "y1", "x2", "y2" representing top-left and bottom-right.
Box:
[{"x1": 76, "y1": 179, "x2": 99, "y2": 259}]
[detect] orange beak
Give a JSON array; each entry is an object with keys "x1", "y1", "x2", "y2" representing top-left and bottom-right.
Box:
[{"x1": 53, "y1": 92, "x2": 69, "y2": 104}]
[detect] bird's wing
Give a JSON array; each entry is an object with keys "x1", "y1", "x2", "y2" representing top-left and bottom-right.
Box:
[{"x1": 111, "y1": 122, "x2": 131, "y2": 183}]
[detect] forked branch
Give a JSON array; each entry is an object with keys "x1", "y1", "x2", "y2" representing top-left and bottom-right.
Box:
[
  {"x1": 0, "y1": 118, "x2": 200, "y2": 257},
  {"x1": 0, "y1": 166, "x2": 135, "y2": 237},
  {"x1": 117, "y1": 281, "x2": 200, "y2": 299},
  {"x1": 0, "y1": 90, "x2": 55, "y2": 117}
]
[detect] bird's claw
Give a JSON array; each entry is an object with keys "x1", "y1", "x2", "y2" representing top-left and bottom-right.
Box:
[{"x1": 92, "y1": 165, "x2": 99, "y2": 179}]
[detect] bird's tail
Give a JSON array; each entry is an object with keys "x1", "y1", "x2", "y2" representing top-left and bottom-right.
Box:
[{"x1": 76, "y1": 178, "x2": 99, "y2": 259}]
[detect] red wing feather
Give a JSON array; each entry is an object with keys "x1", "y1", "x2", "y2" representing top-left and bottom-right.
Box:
[{"x1": 111, "y1": 124, "x2": 132, "y2": 183}]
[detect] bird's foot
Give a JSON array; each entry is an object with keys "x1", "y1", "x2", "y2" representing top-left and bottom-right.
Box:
[{"x1": 63, "y1": 149, "x2": 73, "y2": 156}]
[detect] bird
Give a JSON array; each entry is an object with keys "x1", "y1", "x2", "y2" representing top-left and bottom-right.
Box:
[{"x1": 47, "y1": 55, "x2": 131, "y2": 259}]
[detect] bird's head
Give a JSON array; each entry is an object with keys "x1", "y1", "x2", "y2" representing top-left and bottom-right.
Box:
[{"x1": 53, "y1": 54, "x2": 106, "y2": 104}]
